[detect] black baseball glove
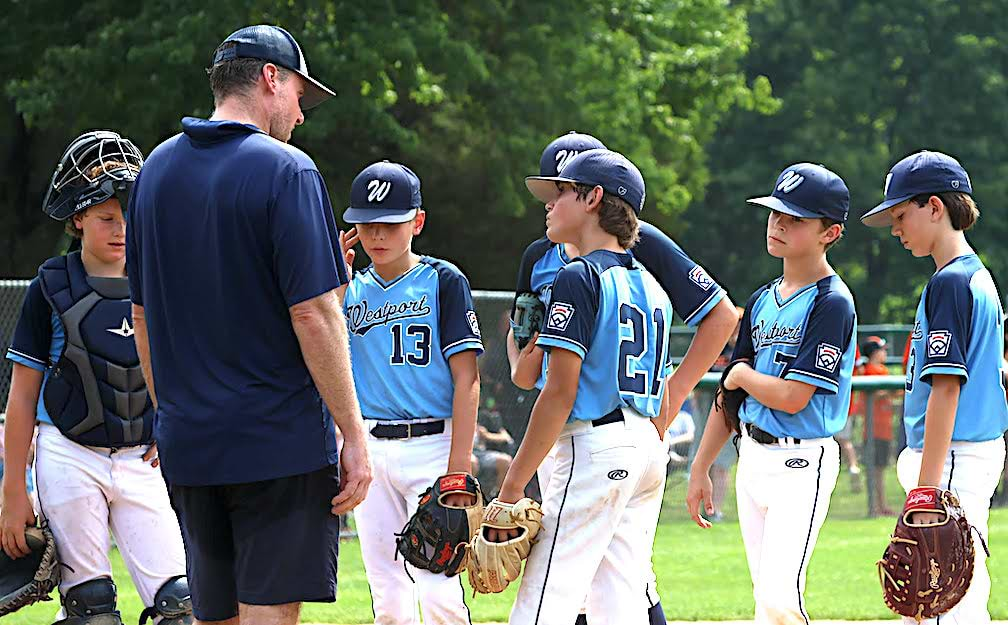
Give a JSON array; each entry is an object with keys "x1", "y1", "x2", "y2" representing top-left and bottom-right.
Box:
[
  {"x1": 714, "y1": 358, "x2": 751, "y2": 434},
  {"x1": 0, "y1": 523, "x2": 60, "y2": 616},
  {"x1": 512, "y1": 292, "x2": 545, "y2": 350},
  {"x1": 395, "y1": 473, "x2": 485, "y2": 576}
]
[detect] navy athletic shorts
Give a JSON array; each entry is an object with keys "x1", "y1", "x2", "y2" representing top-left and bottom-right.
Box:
[{"x1": 167, "y1": 464, "x2": 341, "y2": 621}]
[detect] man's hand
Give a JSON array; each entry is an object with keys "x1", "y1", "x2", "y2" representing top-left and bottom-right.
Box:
[
  {"x1": 331, "y1": 436, "x2": 372, "y2": 515},
  {"x1": 723, "y1": 361, "x2": 752, "y2": 391},
  {"x1": 142, "y1": 443, "x2": 159, "y2": 468},
  {"x1": 0, "y1": 489, "x2": 35, "y2": 559}
]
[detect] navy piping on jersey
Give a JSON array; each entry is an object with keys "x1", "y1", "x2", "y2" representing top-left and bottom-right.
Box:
[
  {"x1": 681, "y1": 286, "x2": 723, "y2": 326},
  {"x1": 773, "y1": 282, "x2": 818, "y2": 309},
  {"x1": 948, "y1": 449, "x2": 956, "y2": 491},
  {"x1": 7, "y1": 348, "x2": 46, "y2": 367},
  {"x1": 535, "y1": 436, "x2": 576, "y2": 624},
  {"x1": 361, "y1": 262, "x2": 426, "y2": 291},
  {"x1": 796, "y1": 445, "x2": 825, "y2": 625}
]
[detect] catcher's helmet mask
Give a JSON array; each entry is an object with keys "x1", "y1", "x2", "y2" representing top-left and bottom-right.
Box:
[{"x1": 42, "y1": 130, "x2": 143, "y2": 221}]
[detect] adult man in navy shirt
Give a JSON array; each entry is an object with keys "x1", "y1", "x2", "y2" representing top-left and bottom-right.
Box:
[{"x1": 127, "y1": 25, "x2": 371, "y2": 625}]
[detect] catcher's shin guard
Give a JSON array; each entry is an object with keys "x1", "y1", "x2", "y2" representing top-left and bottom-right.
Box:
[
  {"x1": 139, "y1": 575, "x2": 193, "y2": 625},
  {"x1": 53, "y1": 577, "x2": 122, "y2": 624}
]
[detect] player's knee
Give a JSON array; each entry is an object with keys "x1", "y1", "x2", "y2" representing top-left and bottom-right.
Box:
[
  {"x1": 140, "y1": 575, "x2": 193, "y2": 625},
  {"x1": 53, "y1": 577, "x2": 122, "y2": 625}
]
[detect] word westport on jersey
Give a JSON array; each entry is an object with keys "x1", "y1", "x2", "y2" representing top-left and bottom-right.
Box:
[
  {"x1": 344, "y1": 257, "x2": 483, "y2": 420},
  {"x1": 732, "y1": 275, "x2": 857, "y2": 439},
  {"x1": 536, "y1": 250, "x2": 674, "y2": 421},
  {"x1": 904, "y1": 254, "x2": 1008, "y2": 449}
]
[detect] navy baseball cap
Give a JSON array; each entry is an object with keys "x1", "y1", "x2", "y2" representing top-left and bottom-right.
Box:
[
  {"x1": 748, "y1": 163, "x2": 849, "y2": 223},
  {"x1": 526, "y1": 149, "x2": 646, "y2": 214},
  {"x1": 860, "y1": 150, "x2": 973, "y2": 227},
  {"x1": 539, "y1": 131, "x2": 607, "y2": 177},
  {"x1": 211, "y1": 25, "x2": 336, "y2": 109},
  {"x1": 343, "y1": 161, "x2": 422, "y2": 224}
]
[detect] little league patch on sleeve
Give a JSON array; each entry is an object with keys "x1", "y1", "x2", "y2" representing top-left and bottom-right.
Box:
[
  {"x1": 467, "y1": 310, "x2": 481, "y2": 336},
  {"x1": 815, "y1": 343, "x2": 841, "y2": 373},
  {"x1": 927, "y1": 330, "x2": 952, "y2": 358},
  {"x1": 689, "y1": 265, "x2": 715, "y2": 291},
  {"x1": 546, "y1": 302, "x2": 575, "y2": 331}
]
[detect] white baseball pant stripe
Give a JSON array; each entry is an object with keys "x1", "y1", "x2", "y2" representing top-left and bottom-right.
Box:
[
  {"x1": 510, "y1": 409, "x2": 666, "y2": 625},
  {"x1": 735, "y1": 434, "x2": 840, "y2": 625},
  {"x1": 354, "y1": 419, "x2": 472, "y2": 625},
  {"x1": 32, "y1": 423, "x2": 186, "y2": 605},
  {"x1": 895, "y1": 437, "x2": 1005, "y2": 625}
]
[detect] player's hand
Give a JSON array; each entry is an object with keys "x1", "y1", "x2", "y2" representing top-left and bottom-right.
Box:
[
  {"x1": 686, "y1": 469, "x2": 714, "y2": 529},
  {"x1": 142, "y1": 443, "x2": 159, "y2": 468},
  {"x1": 906, "y1": 510, "x2": 944, "y2": 525},
  {"x1": 723, "y1": 362, "x2": 750, "y2": 391},
  {"x1": 519, "y1": 332, "x2": 541, "y2": 356},
  {"x1": 0, "y1": 488, "x2": 36, "y2": 559},
  {"x1": 331, "y1": 435, "x2": 372, "y2": 515},
  {"x1": 339, "y1": 228, "x2": 359, "y2": 272},
  {"x1": 443, "y1": 492, "x2": 478, "y2": 508}
]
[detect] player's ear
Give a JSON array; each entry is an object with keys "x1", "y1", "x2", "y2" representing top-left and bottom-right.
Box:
[
  {"x1": 586, "y1": 185, "x2": 604, "y2": 211},
  {"x1": 412, "y1": 209, "x2": 426, "y2": 235},
  {"x1": 928, "y1": 195, "x2": 947, "y2": 223}
]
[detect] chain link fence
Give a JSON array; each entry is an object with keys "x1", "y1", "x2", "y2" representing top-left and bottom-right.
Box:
[{"x1": 2, "y1": 282, "x2": 997, "y2": 521}]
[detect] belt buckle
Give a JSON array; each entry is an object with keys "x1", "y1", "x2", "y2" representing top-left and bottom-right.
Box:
[{"x1": 405, "y1": 422, "x2": 414, "y2": 440}]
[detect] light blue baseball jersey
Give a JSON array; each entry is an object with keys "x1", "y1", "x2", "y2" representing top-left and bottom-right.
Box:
[
  {"x1": 514, "y1": 221, "x2": 727, "y2": 389},
  {"x1": 732, "y1": 275, "x2": 857, "y2": 439},
  {"x1": 903, "y1": 254, "x2": 1008, "y2": 449},
  {"x1": 536, "y1": 250, "x2": 674, "y2": 421},
  {"x1": 344, "y1": 257, "x2": 484, "y2": 421}
]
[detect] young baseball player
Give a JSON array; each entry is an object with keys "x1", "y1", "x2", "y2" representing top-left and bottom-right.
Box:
[
  {"x1": 489, "y1": 148, "x2": 676, "y2": 624},
  {"x1": 339, "y1": 160, "x2": 483, "y2": 625},
  {"x1": 861, "y1": 150, "x2": 1008, "y2": 624},
  {"x1": 0, "y1": 131, "x2": 191, "y2": 624},
  {"x1": 687, "y1": 163, "x2": 857, "y2": 624},
  {"x1": 508, "y1": 132, "x2": 737, "y2": 624}
]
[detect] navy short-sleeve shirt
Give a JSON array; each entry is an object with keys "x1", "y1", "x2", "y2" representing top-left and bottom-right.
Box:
[{"x1": 127, "y1": 117, "x2": 349, "y2": 486}]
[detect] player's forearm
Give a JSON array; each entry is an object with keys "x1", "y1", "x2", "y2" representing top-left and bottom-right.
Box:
[
  {"x1": 918, "y1": 375, "x2": 960, "y2": 487},
  {"x1": 690, "y1": 401, "x2": 733, "y2": 474},
  {"x1": 498, "y1": 381, "x2": 575, "y2": 501},
  {"x1": 734, "y1": 367, "x2": 815, "y2": 414},
  {"x1": 2, "y1": 367, "x2": 41, "y2": 494},
  {"x1": 665, "y1": 298, "x2": 737, "y2": 421},
  {"x1": 447, "y1": 352, "x2": 480, "y2": 474},
  {"x1": 290, "y1": 292, "x2": 366, "y2": 444},
  {"x1": 507, "y1": 328, "x2": 545, "y2": 390},
  {"x1": 131, "y1": 304, "x2": 158, "y2": 409}
]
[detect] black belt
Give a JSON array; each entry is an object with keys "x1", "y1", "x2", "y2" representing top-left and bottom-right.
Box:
[
  {"x1": 591, "y1": 408, "x2": 624, "y2": 427},
  {"x1": 743, "y1": 422, "x2": 801, "y2": 445},
  {"x1": 370, "y1": 420, "x2": 445, "y2": 439}
]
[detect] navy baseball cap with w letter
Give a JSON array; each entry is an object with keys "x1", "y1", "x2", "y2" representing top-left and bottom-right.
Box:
[
  {"x1": 539, "y1": 132, "x2": 607, "y2": 177},
  {"x1": 748, "y1": 163, "x2": 849, "y2": 223},
  {"x1": 526, "y1": 148, "x2": 646, "y2": 214},
  {"x1": 211, "y1": 25, "x2": 336, "y2": 109},
  {"x1": 860, "y1": 150, "x2": 973, "y2": 227},
  {"x1": 343, "y1": 161, "x2": 422, "y2": 224}
]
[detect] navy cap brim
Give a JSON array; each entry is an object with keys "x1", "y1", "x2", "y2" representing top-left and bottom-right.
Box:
[
  {"x1": 525, "y1": 176, "x2": 578, "y2": 204},
  {"x1": 747, "y1": 196, "x2": 823, "y2": 219},
  {"x1": 342, "y1": 207, "x2": 417, "y2": 224},
  {"x1": 860, "y1": 194, "x2": 915, "y2": 227},
  {"x1": 298, "y1": 73, "x2": 336, "y2": 109}
]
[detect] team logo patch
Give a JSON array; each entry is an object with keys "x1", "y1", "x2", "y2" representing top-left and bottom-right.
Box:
[
  {"x1": 467, "y1": 310, "x2": 481, "y2": 336},
  {"x1": 367, "y1": 179, "x2": 392, "y2": 202},
  {"x1": 927, "y1": 330, "x2": 952, "y2": 358},
  {"x1": 689, "y1": 265, "x2": 714, "y2": 291},
  {"x1": 815, "y1": 343, "x2": 841, "y2": 372},
  {"x1": 608, "y1": 469, "x2": 629, "y2": 480},
  {"x1": 785, "y1": 458, "x2": 809, "y2": 469},
  {"x1": 546, "y1": 302, "x2": 575, "y2": 331}
]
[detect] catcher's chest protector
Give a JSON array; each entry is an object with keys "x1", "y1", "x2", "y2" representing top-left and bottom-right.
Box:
[{"x1": 38, "y1": 252, "x2": 153, "y2": 447}]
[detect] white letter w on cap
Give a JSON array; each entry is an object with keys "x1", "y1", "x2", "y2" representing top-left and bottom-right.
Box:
[
  {"x1": 368, "y1": 179, "x2": 392, "y2": 202},
  {"x1": 777, "y1": 170, "x2": 804, "y2": 193}
]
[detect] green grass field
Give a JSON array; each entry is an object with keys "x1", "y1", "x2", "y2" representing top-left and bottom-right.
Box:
[{"x1": 11, "y1": 508, "x2": 1008, "y2": 624}]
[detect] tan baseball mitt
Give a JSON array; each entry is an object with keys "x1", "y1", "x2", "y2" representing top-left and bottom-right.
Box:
[{"x1": 466, "y1": 498, "x2": 544, "y2": 594}]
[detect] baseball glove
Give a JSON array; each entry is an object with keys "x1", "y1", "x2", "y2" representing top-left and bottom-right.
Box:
[
  {"x1": 714, "y1": 358, "x2": 750, "y2": 433},
  {"x1": 395, "y1": 473, "x2": 484, "y2": 577},
  {"x1": 466, "y1": 498, "x2": 544, "y2": 594},
  {"x1": 878, "y1": 487, "x2": 983, "y2": 622},
  {"x1": 512, "y1": 292, "x2": 545, "y2": 350},
  {"x1": 0, "y1": 523, "x2": 60, "y2": 616}
]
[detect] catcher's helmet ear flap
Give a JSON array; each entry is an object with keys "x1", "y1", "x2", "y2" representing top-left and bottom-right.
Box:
[{"x1": 42, "y1": 130, "x2": 144, "y2": 221}]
